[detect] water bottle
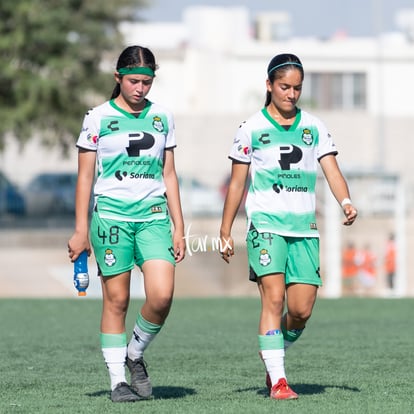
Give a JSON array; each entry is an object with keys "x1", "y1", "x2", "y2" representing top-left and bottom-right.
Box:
[{"x1": 73, "y1": 250, "x2": 89, "y2": 296}]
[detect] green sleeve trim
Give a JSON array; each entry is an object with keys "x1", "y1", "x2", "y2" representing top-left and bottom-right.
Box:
[{"x1": 100, "y1": 332, "x2": 127, "y2": 348}]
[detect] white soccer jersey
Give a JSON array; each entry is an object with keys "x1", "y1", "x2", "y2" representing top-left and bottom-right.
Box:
[
  {"x1": 76, "y1": 100, "x2": 176, "y2": 221},
  {"x1": 229, "y1": 107, "x2": 338, "y2": 237}
]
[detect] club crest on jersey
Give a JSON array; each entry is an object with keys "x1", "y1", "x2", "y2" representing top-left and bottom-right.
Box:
[
  {"x1": 302, "y1": 129, "x2": 313, "y2": 145},
  {"x1": 152, "y1": 116, "x2": 164, "y2": 132},
  {"x1": 259, "y1": 249, "x2": 271, "y2": 266},
  {"x1": 104, "y1": 248, "x2": 116, "y2": 267}
]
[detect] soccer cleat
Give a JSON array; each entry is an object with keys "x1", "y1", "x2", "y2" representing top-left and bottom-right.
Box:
[
  {"x1": 270, "y1": 378, "x2": 298, "y2": 400},
  {"x1": 110, "y1": 382, "x2": 140, "y2": 403},
  {"x1": 126, "y1": 357, "x2": 152, "y2": 399}
]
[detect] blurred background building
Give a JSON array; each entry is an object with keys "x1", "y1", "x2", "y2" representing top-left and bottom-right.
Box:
[{"x1": 1, "y1": 4, "x2": 413, "y2": 297}]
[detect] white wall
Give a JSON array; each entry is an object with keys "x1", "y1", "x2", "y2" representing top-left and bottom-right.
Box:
[{"x1": 121, "y1": 6, "x2": 414, "y2": 119}]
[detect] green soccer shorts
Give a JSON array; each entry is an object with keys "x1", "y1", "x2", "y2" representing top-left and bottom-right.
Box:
[
  {"x1": 247, "y1": 229, "x2": 322, "y2": 286},
  {"x1": 91, "y1": 213, "x2": 175, "y2": 276}
]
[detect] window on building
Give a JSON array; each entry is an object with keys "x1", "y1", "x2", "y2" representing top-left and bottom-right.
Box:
[{"x1": 301, "y1": 72, "x2": 366, "y2": 110}]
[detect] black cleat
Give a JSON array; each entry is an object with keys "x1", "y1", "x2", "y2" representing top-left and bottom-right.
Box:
[
  {"x1": 110, "y1": 382, "x2": 140, "y2": 402},
  {"x1": 126, "y1": 357, "x2": 152, "y2": 399}
]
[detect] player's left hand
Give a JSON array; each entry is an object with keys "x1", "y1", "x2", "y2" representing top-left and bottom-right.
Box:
[
  {"x1": 342, "y1": 204, "x2": 358, "y2": 226},
  {"x1": 219, "y1": 235, "x2": 234, "y2": 263},
  {"x1": 173, "y1": 234, "x2": 186, "y2": 263}
]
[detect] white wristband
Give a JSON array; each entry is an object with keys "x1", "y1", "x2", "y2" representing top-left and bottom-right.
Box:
[{"x1": 341, "y1": 198, "x2": 352, "y2": 207}]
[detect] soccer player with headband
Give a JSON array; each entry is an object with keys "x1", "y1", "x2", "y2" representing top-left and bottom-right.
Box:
[
  {"x1": 220, "y1": 53, "x2": 357, "y2": 400},
  {"x1": 68, "y1": 45, "x2": 185, "y2": 403}
]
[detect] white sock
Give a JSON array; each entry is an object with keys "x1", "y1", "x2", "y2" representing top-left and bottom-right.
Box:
[
  {"x1": 127, "y1": 324, "x2": 156, "y2": 360},
  {"x1": 102, "y1": 346, "x2": 127, "y2": 391},
  {"x1": 261, "y1": 348, "x2": 286, "y2": 386}
]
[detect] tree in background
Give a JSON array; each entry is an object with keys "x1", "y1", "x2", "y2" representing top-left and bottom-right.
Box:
[{"x1": 0, "y1": 0, "x2": 148, "y2": 153}]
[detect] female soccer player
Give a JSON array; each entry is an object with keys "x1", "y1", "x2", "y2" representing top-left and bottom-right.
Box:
[
  {"x1": 68, "y1": 45, "x2": 185, "y2": 402},
  {"x1": 219, "y1": 53, "x2": 357, "y2": 400}
]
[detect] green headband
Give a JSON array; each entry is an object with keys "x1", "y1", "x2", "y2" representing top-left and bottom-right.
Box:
[
  {"x1": 117, "y1": 67, "x2": 155, "y2": 77},
  {"x1": 268, "y1": 62, "x2": 302, "y2": 76}
]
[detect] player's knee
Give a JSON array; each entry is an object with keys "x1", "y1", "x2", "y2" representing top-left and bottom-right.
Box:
[
  {"x1": 262, "y1": 296, "x2": 284, "y2": 316},
  {"x1": 289, "y1": 307, "x2": 313, "y2": 324},
  {"x1": 106, "y1": 294, "x2": 129, "y2": 316},
  {"x1": 151, "y1": 294, "x2": 173, "y2": 316}
]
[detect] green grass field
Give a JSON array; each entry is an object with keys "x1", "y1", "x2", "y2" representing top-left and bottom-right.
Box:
[{"x1": 0, "y1": 297, "x2": 413, "y2": 414}]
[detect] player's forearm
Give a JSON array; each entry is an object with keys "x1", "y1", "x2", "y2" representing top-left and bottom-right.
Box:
[
  {"x1": 74, "y1": 178, "x2": 94, "y2": 233},
  {"x1": 168, "y1": 197, "x2": 184, "y2": 234},
  {"x1": 220, "y1": 187, "x2": 243, "y2": 237},
  {"x1": 164, "y1": 176, "x2": 184, "y2": 235},
  {"x1": 74, "y1": 195, "x2": 91, "y2": 234}
]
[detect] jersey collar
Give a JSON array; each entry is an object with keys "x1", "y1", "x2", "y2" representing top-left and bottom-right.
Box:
[
  {"x1": 262, "y1": 107, "x2": 301, "y2": 131},
  {"x1": 110, "y1": 99, "x2": 152, "y2": 119}
]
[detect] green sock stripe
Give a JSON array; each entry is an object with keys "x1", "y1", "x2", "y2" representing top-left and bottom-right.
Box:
[
  {"x1": 137, "y1": 313, "x2": 162, "y2": 334},
  {"x1": 100, "y1": 332, "x2": 127, "y2": 348},
  {"x1": 258, "y1": 333, "x2": 284, "y2": 350},
  {"x1": 282, "y1": 326, "x2": 304, "y2": 343}
]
